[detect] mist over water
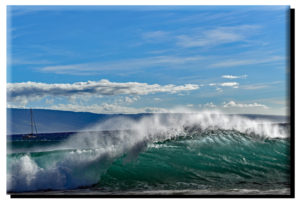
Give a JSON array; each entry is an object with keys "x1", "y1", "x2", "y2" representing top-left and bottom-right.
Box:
[{"x1": 7, "y1": 110, "x2": 290, "y2": 194}]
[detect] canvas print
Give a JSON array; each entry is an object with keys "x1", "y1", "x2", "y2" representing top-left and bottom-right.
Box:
[{"x1": 7, "y1": 6, "x2": 292, "y2": 196}]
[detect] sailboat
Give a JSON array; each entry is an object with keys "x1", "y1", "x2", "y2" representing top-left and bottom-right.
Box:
[{"x1": 23, "y1": 108, "x2": 38, "y2": 139}]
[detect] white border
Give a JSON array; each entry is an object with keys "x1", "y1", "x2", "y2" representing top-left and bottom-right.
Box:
[{"x1": 1, "y1": 0, "x2": 298, "y2": 201}]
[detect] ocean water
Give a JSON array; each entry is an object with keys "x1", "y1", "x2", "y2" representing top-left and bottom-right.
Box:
[{"x1": 7, "y1": 111, "x2": 291, "y2": 195}]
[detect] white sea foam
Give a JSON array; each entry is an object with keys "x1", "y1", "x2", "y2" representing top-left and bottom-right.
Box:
[{"x1": 7, "y1": 110, "x2": 289, "y2": 192}]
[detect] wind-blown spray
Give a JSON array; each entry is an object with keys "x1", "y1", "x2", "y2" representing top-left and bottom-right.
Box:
[{"x1": 7, "y1": 110, "x2": 290, "y2": 193}]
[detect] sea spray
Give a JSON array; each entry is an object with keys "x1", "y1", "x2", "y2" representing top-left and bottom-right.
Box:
[{"x1": 7, "y1": 110, "x2": 290, "y2": 193}]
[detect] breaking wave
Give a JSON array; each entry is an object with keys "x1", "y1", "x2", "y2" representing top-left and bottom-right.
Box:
[{"x1": 7, "y1": 111, "x2": 290, "y2": 193}]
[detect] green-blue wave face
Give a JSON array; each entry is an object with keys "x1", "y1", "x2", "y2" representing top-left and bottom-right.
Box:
[
  {"x1": 7, "y1": 130, "x2": 290, "y2": 194},
  {"x1": 97, "y1": 130, "x2": 290, "y2": 192}
]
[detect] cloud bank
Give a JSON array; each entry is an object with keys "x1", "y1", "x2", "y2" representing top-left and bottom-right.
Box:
[{"x1": 7, "y1": 79, "x2": 199, "y2": 102}]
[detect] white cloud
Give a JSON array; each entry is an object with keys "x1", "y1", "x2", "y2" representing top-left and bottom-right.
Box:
[
  {"x1": 223, "y1": 101, "x2": 269, "y2": 109},
  {"x1": 7, "y1": 79, "x2": 199, "y2": 103},
  {"x1": 208, "y1": 82, "x2": 239, "y2": 89},
  {"x1": 154, "y1": 98, "x2": 161, "y2": 101},
  {"x1": 220, "y1": 82, "x2": 239, "y2": 88},
  {"x1": 222, "y1": 75, "x2": 247, "y2": 79}
]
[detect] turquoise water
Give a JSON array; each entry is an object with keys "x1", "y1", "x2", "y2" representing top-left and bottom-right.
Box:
[
  {"x1": 98, "y1": 131, "x2": 290, "y2": 192},
  {"x1": 7, "y1": 113, "x2": 291, "y2": 195}
]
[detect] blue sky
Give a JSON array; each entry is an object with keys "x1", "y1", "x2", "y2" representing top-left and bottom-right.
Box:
[{"x1": 7, "y1": 6, "x2": 290, "y2": 115}]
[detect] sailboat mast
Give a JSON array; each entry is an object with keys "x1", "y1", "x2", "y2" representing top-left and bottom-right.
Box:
[{"x1": 30, "y1": 108, "x2": 33, "y2": 134}]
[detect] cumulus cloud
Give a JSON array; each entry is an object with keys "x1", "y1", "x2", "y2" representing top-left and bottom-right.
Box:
[
  {"x1": 223, "y1": 101, "x2": 268, "y2": 109},
  {"x1": 7, "y1": 79, "x2": 199, "y2": 103},
  {"x1": 222, "y1": 75, "x2": 247, "y2": 79}
]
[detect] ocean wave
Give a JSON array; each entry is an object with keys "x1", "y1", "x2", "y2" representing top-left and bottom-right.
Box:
[{"x1": 7, "y1": 111, "x2": 290, "y2": 193}]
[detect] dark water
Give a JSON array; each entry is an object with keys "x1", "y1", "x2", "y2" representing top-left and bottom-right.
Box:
[{"x1": 7, "y1": 113, "x2": 291, "y2": 195}]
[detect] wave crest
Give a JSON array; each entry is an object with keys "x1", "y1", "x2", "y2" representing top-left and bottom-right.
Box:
[{"x1": 7, "y1": 111, "x2": 289, "y2": 192}]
